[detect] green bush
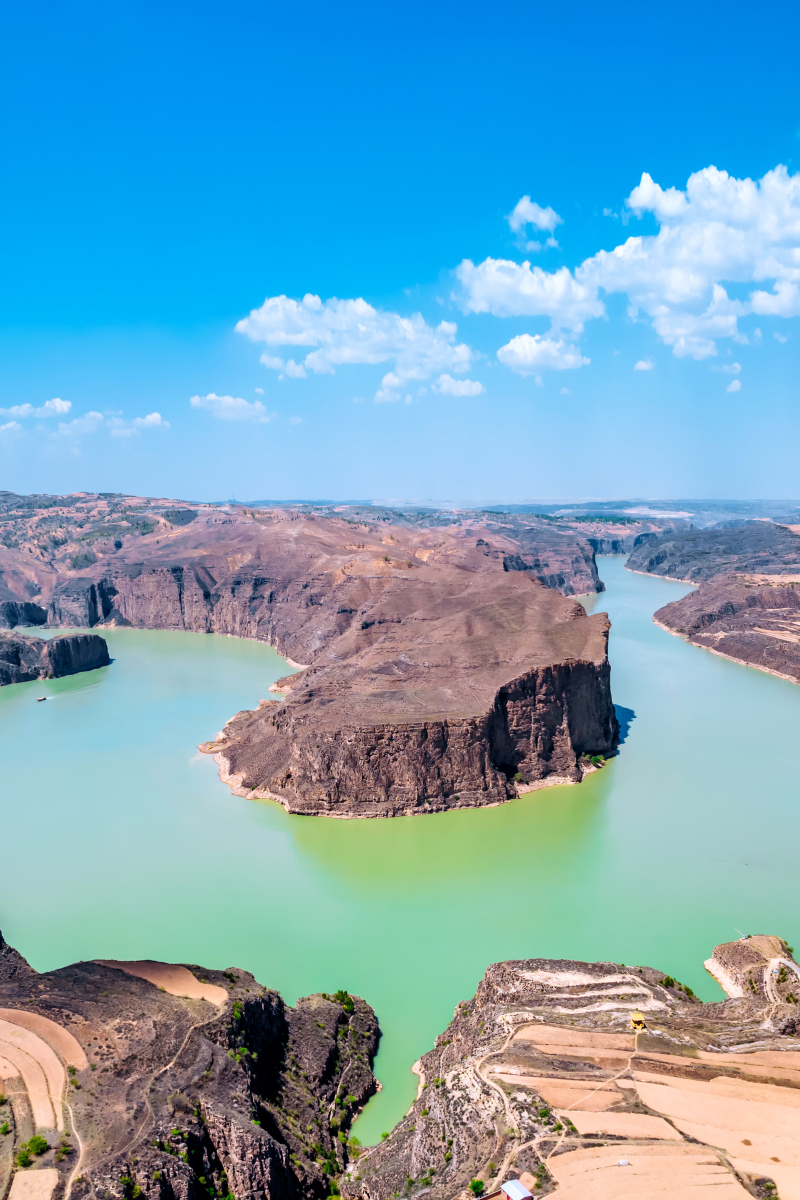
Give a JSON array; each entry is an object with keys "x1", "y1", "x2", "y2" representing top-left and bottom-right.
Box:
[{"x1": 469, "y1": 1181, "x2": 484, "y2": 1196}]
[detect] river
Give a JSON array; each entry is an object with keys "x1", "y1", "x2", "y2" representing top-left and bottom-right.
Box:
[{"x1": 1, "y1": 556, "x2": 799, "y2": 1141}]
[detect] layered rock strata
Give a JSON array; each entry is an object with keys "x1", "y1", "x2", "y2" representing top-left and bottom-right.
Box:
[
  {"x1": 0, "y1": 929, "x2": 378, "y2": 1200},
  {"x1": 0, "y1": 630, "x2": 110, "y2": 686},
  {"x1": 654, "y1": 576, "x2": 800, "y2": 683},
  {"x1": 349, "y1": 937, "x2": 800, "y2": 1200}
]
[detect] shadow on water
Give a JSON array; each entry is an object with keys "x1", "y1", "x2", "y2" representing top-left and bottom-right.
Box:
[{"x1": 614, "y1": 705, "x2": 636, "y2": 745}]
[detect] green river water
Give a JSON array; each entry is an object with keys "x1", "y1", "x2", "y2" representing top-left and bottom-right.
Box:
[{"x1": 1, "y1": 556, "x2": 799, "y2": 1142}]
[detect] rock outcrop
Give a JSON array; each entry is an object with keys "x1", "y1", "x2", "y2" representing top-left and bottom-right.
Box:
[
  {"x1": 654, "y1": 576, "x2": 800, "y2": 683},
  {"x1": 348, "y1": 937, "x2": 800, "y2": 1200},
  {"x1": 0, "y1": 934, "x2": 379, "y2": 1200},
  {"x1": 0, "y1": 630, "x2": 110, "y2": 686},
  {"x1": 0, "y1": 927, "x2": 36, "y2": 980}
]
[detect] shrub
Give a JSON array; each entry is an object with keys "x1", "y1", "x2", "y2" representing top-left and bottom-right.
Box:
[
  {"x1": 28, "y1": 1135, "x2": 49, "y2": 1156},
  {"x1": 469, "y1": 1180, "x2": 484, "y2": 1195}
]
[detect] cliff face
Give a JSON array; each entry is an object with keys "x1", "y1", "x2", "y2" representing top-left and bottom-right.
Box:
[
  {"x1": 348, "y1": 938, "x2": 800, "y2": 1200},
  {"x1": 0, "y1": 939, "x2": 379, "y2": 1200},
  {"x1": 654, "y1": 576, "x2": 800, "y2": 683},
  {"x1": 0, "y1": 630, "x2": 110, "y2": 686}
]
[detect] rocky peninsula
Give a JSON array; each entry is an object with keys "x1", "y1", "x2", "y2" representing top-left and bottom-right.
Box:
[
  {"x1": 349, "y1": 934, "x2": 800, "y2": 1200},
  {"x1": 3, "y1": 926, "x2": 799, "y2": 1200},
  {"x1": 626, "y1": 522, "x2": 800, "y2": 683},
  {"x1": 0, "y1": 631, "x2": 110, "y2": 687},
  {"x1": 0, "y1": 495, "x2": 621, "y2": 815}
]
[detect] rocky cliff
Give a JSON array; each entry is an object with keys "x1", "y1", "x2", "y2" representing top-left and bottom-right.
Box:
[
  {"x1": 348, "y1": 937, "x2": 800, "y2": 1200},
  {"x1": 0, "y1": 630, "x2": 110, "y2": 686},
  {"x1": 625, "y1": 522, "x2": 800, "y2": 583},
  {"x1": 653, "y1": 576, "x2": 800, "y2": 683},
  {"x1": 0, "y1": 932, "x2": 379, "y2": 1200}
]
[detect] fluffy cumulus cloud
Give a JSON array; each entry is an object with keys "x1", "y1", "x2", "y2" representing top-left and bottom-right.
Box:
[
  {"x1": 456, "y1": 260, "x2": 602, "y2": 331},
  {"x1": 236, "y1": 294, "x2": 473, "y2": 401},
  {"x1": 496, "y1": 334, "x2": 590, "y2": 375},
  {"x1": 634, "y1": 359, "x2": 655, "y2": 370},
  {"x1": 726, "y1": 379, "x2": 742, "y2": 392},
  {"x1": 190, "y1": 393, "x2": 272, "y2": 422},
  {"x1": 0, "y1": 397, "x2": 71, "y2": 418},
  {"x1": 457, "y1": 164, "x2": 800, "y2": 365},
  {"x1": 433, "y1": 374, "x2": 484, "y2": 396}
]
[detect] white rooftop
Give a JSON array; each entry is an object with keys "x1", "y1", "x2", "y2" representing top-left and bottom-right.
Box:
[{"x1": 501, "y1": 1182, "x2": 532, "y2": 1200}]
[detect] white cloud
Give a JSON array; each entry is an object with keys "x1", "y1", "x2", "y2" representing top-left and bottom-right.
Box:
[
  {"x1": 190, "y1": 393, "x2": 272, "y2": 422},
  {"x1": 260, "y1": 356, "x2": 285, "y2": 371},
  {"x1": 108, "y1": 412, "x2": 170, "y2": 438},
  {"x1": 455, "y1": 259, "x2": 603, "y2": 331},
  {"x1": 634, "y1": 358, "x2": 655, "y2": 370},
  {"x1": 775, "y1": 331, "x2": 788, "y2": 342},
  {"x1": 457, "y1": 163, "x2": 800, "y2": 364},
  {"x1": 721, "y1": 361, "x2": 742, "y2": 374},
  {"x1": 496, "y1": 334, "x2": 590, "y2": 375},
  {"x1": 508, "y1": 196, "x2": 562, "y2": 234},
  {"x1": 0, "y1": 397, "x2": 72, "y2": 418},
  {"x1": 433, "y1": 374, "x2": 484, "y2": 396},
  {"x1": 560, "y1": 386, "x2": 571, "y2": 394},
  {"x1": 55, "y1": 411, "x2": 104, "y2": 437},
  {"x1": 0, "y1": 420, "x2": 22, "y2": 435},
  {"x1": 726, "y1": 379, "x2": 742, "y2": 392},
  {"x1": 254, "y1": 386, "x2": 265, "y2": 394},
  {"x1": 135, "y1": 411, "x2": 168, "y2": 429},
  {"x1": 237, "y1": 293, "x2": 473, "y2": 400},
  {"x1": 282, "y1": 359, "x2": 307, "y2": 378}
]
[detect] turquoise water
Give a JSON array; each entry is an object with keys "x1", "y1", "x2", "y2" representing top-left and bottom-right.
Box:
[{"x1": 1, "y1": 557, "x2": 799, "y2": 1142}]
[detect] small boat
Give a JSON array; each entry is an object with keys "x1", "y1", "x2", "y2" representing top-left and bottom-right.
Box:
[{"x1": 36, "y1": 696, "x2": 47, "y2": 702}]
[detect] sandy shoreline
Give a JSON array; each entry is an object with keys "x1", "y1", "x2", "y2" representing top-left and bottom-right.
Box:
[{"x1": 653, "y1": 617, "x2": 800, "y2": 685}]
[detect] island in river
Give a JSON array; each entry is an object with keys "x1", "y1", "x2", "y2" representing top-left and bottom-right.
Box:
[{"x1": 2, "y1": 925, "x2": 799, "y2": 1200}]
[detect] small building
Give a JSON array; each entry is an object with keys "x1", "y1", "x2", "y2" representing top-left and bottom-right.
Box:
[{"x1": 500, "y1": 1181, "x2": 532, "y2": 1200}]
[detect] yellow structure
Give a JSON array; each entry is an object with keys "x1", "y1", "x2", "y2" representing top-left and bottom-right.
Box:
[{"x1": 630, "y1": 1011, "x2": 646, "y2": 1031}]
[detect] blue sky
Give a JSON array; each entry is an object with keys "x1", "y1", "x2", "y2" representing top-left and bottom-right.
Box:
[{"x1": 1, "y1": 0, "x2": 799, "y2": 502}]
